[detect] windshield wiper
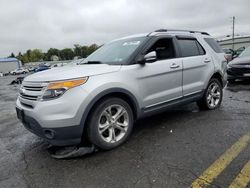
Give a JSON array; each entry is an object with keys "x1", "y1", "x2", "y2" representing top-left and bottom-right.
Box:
[{"x1": 85, "y1": 61, "x2": 103, "y2": 64}]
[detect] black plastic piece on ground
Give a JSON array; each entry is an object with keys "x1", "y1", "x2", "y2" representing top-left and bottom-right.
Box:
[{"x1": 47, "y1": 145, "x2": 97, "y2": 159}]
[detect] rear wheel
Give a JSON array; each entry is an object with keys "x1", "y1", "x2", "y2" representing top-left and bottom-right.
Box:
[
  {"x1": 87, "y1": 97, "x2": 134, "y2": 150},
  {"x1": 197, "y1": 78, "x2": 223, "y2": 110}
]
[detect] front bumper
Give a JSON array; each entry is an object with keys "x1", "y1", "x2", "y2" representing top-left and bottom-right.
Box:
[
  {"x1": 16, "y1": 85, "x2": 91, "y2": 146},
  {"x1": 17, "y1": 107, "x2": 82, "y2": 146},
  {"x1": 227, "y1": 67, "x2": 250, "y2": 80}
]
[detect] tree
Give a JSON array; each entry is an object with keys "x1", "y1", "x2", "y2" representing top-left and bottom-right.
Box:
[
  {"x1": 29, "y1": 49, "x2": 44, "y2": 62},
  {"x1": 16, "y1": 49, "x2": 44, "y2": 64},
  {"x1": 45, "y1": 48, "x2": 60, "y2": 61},
  {"x1": 87, "y1": 44, "x2": 98, "y2": 56},
  {"x1": 74, "y1": 44, "x2": 82, "y2": 57},
  {"x1": 81, "y1": 46, "x2": 89, "y2": 58},
  {"x1": 13, "y1": 43, "x2": 100, "y2": 63},
  {"x1": 9, "y1": 53, "x2": 15, "y2": 58},
  {"x1": 16, "y1": 52, "x2": 23, "y2": 61},
  {"x1": 60, "y1": 48, "x2": 74, "y2": 60}
]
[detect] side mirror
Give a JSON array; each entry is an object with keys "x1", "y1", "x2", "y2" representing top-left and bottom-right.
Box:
[
  {"x1": 138, "y1": 51, "x2": 157, "y2": 64},
  {"x1": 144, "y1": 51, "x2": 157, "y2": 63}
]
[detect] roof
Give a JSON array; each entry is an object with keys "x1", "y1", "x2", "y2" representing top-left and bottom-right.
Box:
[
  {"x1": 110, "y1": 29, "x2": 210, "y2": 43},
  {"x1": 0, "y1": 57, "x2": 19, "y2": 63}
]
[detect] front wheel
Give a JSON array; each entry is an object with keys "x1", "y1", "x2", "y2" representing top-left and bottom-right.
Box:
[
  {"x1": 87, "y1": 98, "x2": 134, "y2": 150},
  {"x1": 197, "y1": 78, "x2": 223, "y2": 110}
]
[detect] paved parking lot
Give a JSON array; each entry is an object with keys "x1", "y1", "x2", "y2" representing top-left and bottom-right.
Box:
[{"x1": 0, "y1": 76, "x2": 249, "y2": 188}]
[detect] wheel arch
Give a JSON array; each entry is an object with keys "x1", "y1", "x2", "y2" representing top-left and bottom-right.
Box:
[
  {"x1": 210, "y1": 72, "x2": 223, "y2": 87},
  {"x1": 79, "y1": 88, "x2": 140, "y2": 145}
]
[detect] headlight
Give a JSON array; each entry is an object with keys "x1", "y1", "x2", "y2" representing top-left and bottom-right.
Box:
[{"x1": 42, "y1": 77, "x2": 88, "y2": 100}]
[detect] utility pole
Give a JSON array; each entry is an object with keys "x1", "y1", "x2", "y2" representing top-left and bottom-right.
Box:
[{"x1": 232, "y1": 16, "x2": 235, "y2": 50}]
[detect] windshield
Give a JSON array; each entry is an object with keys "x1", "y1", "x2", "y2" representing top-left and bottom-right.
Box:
[
  {"x1": 239, "y1": 47, "x2": 250, "y2": 57},
  {"x1": 80, "y1": 36, "x2": 146, "y2": 65}
]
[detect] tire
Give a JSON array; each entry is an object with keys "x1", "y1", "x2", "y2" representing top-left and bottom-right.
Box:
[
  {"x1": 87, "y1": 97, "x2": 134, "y2": 150},
  {"x1": 197, "y1": 78, "x2": 223, "y2": 110},
  {"x1": 13, "y1": 72, "x2": 16, "y2": 75}
]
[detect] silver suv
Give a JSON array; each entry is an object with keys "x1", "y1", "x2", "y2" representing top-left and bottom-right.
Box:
[{"x1": 16, "y1": 29, "x2": 227, "y2": 150}]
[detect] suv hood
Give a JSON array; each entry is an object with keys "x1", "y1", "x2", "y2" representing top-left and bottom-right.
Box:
[
  {"x1": 24, "y1": 64, "x2": 121, "y2": 82},
  {"x1": 229, "y1": 56, "x2": 250, "y2": 65}
]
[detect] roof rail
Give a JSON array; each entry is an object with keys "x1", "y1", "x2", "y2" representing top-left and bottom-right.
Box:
[{"x1": 153, "y1": 29, "x2": 210, "y2": 36}]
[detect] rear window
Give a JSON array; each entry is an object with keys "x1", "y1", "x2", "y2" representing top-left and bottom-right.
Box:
[
  {"x1": 178, "y1": 39, "x2": 205, "y2": 57},
  {"x1": 204, "y1": 38, "x2": 223, "y2": 53}
]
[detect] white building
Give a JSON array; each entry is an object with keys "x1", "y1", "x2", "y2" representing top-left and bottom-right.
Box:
[
  {"x1": 0, "y1": 58, "x2": 21, "y2": 74},
  {"x1": 217, "y1": 35, "x2": 250, "y2": 50}
]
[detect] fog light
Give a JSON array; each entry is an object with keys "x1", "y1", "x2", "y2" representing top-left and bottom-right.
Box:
[{"x1": 44, "y1": 129, "x2": 55, "y2": 139}]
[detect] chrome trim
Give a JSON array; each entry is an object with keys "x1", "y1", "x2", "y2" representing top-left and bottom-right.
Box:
[
  {"x1": 145, "y1": 96, "x2": 182, "y2": 109},
  {"x1": 183, "y1": 90, "x2": 203, "y2": 97},
  {"x1": 145, "y1": 90, "x2": 203, "y2": 109}
]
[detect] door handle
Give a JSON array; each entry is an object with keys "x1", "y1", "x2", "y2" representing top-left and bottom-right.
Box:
[
  {"x1": 204, "y1": 58, "x2": 211, "y2": 63},
  {"x1": 170, "y1": 63, "x2": 180, "y2": 69}
]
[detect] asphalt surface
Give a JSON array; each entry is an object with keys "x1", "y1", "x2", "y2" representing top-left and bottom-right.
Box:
[{"x1": 0, "y1": 75, "x2": 249, "y2": 188}]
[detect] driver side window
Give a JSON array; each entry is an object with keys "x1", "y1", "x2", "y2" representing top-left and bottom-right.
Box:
[{"x1": 147, "y1": 38, "x2": 176, "y2": 60}]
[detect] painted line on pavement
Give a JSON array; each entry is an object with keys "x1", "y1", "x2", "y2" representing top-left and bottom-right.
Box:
[
  {"x1": 228, "y1": 160, "x2": 250, "y2": 188},
  {"x1": 191, "y1": 132, "x2": 250, "y2": 188}
]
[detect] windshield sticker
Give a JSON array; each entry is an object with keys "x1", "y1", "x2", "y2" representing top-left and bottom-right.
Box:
[{"x1": 123, "y1": 41, "x2": 140, "y2": 46}]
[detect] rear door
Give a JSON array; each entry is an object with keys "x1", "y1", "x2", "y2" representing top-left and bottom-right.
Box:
[{"x1": 176, "y1": 36, "x2": 214, "y2": 96}]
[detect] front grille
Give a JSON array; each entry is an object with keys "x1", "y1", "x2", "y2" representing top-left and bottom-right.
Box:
[
  {"x1": 19, "y1": 81, "x2": 47, "y2": 107},
  {"x1": 19, "y1": 94, "x2": 38, "y2": 101},
  {"x1": 23, "y1": 85, "x2": 44, "y2": 91}
]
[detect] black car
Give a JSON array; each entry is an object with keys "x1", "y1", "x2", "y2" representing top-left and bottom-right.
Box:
[{"x1": 227, "y1": 47, "x2": 250, "y2": 83}]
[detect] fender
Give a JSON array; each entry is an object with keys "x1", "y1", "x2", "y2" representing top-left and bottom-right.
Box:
[{"x1": 79, "y1": 87, "x2": 141, "y2": 138}]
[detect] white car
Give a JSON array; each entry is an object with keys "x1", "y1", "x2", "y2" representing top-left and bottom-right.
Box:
[{"x1": 11, "y1": 68, "x2": 29, "y2": 75}]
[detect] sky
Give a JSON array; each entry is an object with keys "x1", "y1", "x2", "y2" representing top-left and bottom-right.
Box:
[{"x1": 0, "y1": 0, "x2": 250, "y2": 57}]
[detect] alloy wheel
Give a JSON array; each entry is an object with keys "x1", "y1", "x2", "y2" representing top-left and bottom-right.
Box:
[
  {"x1": 206, "y1": 82, "x2": 221, "y2": 108},
  {"x1": 98, "y1": 105, "x2": 129, "y2": 143}
]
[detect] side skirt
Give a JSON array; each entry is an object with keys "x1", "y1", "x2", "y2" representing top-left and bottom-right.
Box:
[{"x1": 139, "y1": 91, "x2": 204, "y2": 118}]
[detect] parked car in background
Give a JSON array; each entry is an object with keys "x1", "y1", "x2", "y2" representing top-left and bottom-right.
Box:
[
  {"x1": 34, "y1": 64, "x2": 50, "y2": 72},
  {"x1": 227, "y1": 46, "x2": 250, "y2": 83},
  {"x1": 28, "y1": 67, "x2": 36, "y2": 72},
  {"x1": 16, "y1": 29, "x2": 227, "y2": 150},
  {"x1": 234, "y1": 47, "x2": 245, "y2": 58},
  {"x1": 10, "y1": 68, "x2": 29, "y2": 75},
  {"x1": 67, "y1": 58, "x2": 85, "y2": 66}
]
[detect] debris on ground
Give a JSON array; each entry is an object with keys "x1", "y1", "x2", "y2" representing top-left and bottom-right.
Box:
[
  {"x1": 47, "y1": 145, "x2": 96, "y2": 159},
  {"x1": 10, "y1": 77, "x2": 24, "y2": 85}
]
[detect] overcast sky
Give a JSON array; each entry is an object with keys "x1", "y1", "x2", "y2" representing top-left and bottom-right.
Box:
[{"x1": 0, "y1": 0, "x2": 249, "y2": 57}]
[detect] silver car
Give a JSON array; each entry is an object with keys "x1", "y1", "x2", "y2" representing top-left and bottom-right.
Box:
[{"x1": 16, "y1": 29, "x2": 227, "y2": 150}]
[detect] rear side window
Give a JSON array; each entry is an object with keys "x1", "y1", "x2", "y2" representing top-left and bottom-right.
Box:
[
  {"x1": 204, "y1": 38, "x2": 223, "y2": 53},
  {"x1": 177, "y1": 39, "x2": 205, "y2": 57}
]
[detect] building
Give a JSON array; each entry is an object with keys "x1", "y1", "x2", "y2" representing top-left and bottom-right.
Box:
[
  {"x1": 0, "y1": 58, "x2": 21, "y2": 74},
  {"x1": 217, "y1": 35, "x2": 250, "y2": 50}
]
